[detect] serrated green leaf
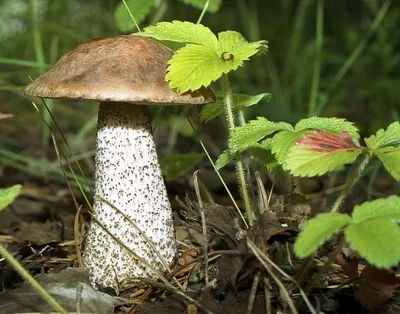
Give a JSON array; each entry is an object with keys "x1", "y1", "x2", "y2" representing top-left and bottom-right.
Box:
[
  {"x1": 165, "y1": 44, "x2": 226, "y2": 93},
  {"x1": 365, "y1": 122, "x2": 400, "y2": 151},
  {"x1": 295, "y1": 117, "x2": 360, "y2": 142},
  {"x1": 234, "y1": 93, "x2": 271, "y2": 110},
  {"x1": 200, "y1": 93, "x2": 271, "y2": 123},
  {"x1": 217, "y1": 31, "x2": 268, "y2": 60},
  {"x1": 375, "y1": 146, "x2": 400, "y2": 181},
  {"x1": 286, "y1": 145, "x2": 362, "y2": 177},
  {"x1": 0, "y1": 184, "x2": 22, "y2": 211},
  {"x1": 345, "y1": 218, "x2": 400, "y2": 268},
  {"x1": 248, "y1": 139, "x2": 283, "y2": 174},
  {"x1": 159, "y1": 153, "x2": 204, "y2": 181},
  {"x1": 351, "y1": 195, "x2": 400, "y2": 223},
  {"x1": 200, "y1": 97, "x2": 224, "y2": 122},
  {"x1": 271, "y1": 130, "x2": 304, "y2": 168},
  {"x1": 215, "y1": 149, "x2": 233, "y2": 170},
  {"x1": 137, "y1": 21, "x2": 219, "y2": 48},
  {"x1": 139, "y1": 21, "x2": 267, "y2": 93},
  {"x1": 294, "y1": 213, "x2": 352, "y2": 258},
  {"x1": 215, "y1": 139, "x2": 274, "y2": 171},
  {"x1": 177, "y1": 0, "x2": 221, "y2": 12},
  {"x1": 248, "y1": 145, "x2": 273, "y2": 162},
  {"x1": 229, "y1": 118, "x2": 293, "y2": 154},
  {"x1": 114, "y1": 0, "x2": 155, "y2": 32}
]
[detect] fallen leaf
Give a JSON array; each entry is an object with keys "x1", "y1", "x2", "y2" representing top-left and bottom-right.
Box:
[
  {"x1": 354, "y1": 265, "x2": 400, "y2": 311},
  {"x1": 0, "y1": 113, "x2": 13, "y2": 120}
]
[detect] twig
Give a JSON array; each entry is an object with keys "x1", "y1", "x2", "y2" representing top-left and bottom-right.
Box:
[
  {"x1": 263, "y1": 276, "x2": 272, "y2": 314},
  {"x1": 247, "y1": 241, "x2": 316, "y2": 314},
  {"x1": 51, "y1": 133, "x2": 85, "y2": 268},
  {"x1": 75, "y1": 283, "x2": 83, "y2": 314},
  {"x1": 246, "y1": 239, "x2": 299, "y2": 314},
  {"x1": 0, "y1": 244, "x2": 68, "y2": 314},
  {"x1": 193, "y1": 170, "x2": 209, "y2": 287},
  {"x1": 73, "y1": 205, "x2": 84, "y2": 268},
  {"x1": 89, "y1": 212, "x2": 177, "y2": 291},
  {"x1": 295, "y1": 237, "x2": 346, "y2": 310},
  {"x1": 186, "y1": 116, "x2": 248, "y2": 228},
  {"x1": 247, "y1": 271, "x2": 261, "y2": 314},
  {"x1": 133, "y1": 277, "x2": 215, "y2": 314}
]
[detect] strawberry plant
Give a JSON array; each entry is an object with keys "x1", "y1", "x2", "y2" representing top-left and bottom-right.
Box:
[{"x1": 136, "y1": 20, "x2": 268, "y2": 225}]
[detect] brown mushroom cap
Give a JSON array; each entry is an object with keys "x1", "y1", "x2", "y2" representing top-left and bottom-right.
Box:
[{"x1": 25, "y1": 35, "x2": 215, "y2": 105}]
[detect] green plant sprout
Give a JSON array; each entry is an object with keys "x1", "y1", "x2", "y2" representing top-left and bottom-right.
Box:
[
  {"x1": 136, "y1": 20, "x2": 268, "y2": 225},
  {"x1": 0, "y1": 184, "x2": 22, "y2": 211},
  {"x1": 222, "y1": 116, "x2": 400, "y2": 266},
  {"x1": 295, "y1": 196, "x2": 400, "y2": 268}
]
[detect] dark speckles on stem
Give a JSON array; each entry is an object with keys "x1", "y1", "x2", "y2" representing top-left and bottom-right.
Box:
[{"x1": 83, "y1": 102, "x2": 176, "y2": 291}]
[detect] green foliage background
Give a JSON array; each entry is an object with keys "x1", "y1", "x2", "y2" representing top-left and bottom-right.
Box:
[{"x1": 1, "y1": 0, "x2": 399, "y2": 159}]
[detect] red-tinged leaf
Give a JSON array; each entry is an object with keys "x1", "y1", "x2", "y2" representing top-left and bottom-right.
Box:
[
  {"x1": 336, "y1": 253, "x2": 359, "y2": 278},
  {"x1": 0, "y1": 113, "x2": 13, "y2": 120},
  {"x1": 354, "y1": 265, "x2": 400, "y2": 311},
  {"x1": 296, "y1": 130, "x2": 360, "y2": 153},
  {"x1": 285, "y1": 131, "x2": 363, "y2": 176}
]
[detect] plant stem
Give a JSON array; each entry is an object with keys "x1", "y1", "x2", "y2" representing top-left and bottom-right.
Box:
[
  {"x1": 186, "y1": 116, "x2": 249, "y2": 228},
  {"x1": 317, "y1": 0, "x2": 391, "y2": 114},
  {"x1": 196, "y1": 0, "x2": 209, "y2": 24},
  {"x1": 31, "y1": 0, "x2": 53, "y2": 148},
  {"x1": 331, "y1": 153, "x2": 371, "y2": 212},
  {"x1": 0, "y1": 244, "x2": 68, "y2": 314},
  {"x1": 221, "y1": 74, "x2": 253, "y2": 225},
  {"x1": 308, "y1": 0, "x2": 323, "y2": 117},
  {"x1": 295, "y1": 237, "x2": 346, "y2": 310}
]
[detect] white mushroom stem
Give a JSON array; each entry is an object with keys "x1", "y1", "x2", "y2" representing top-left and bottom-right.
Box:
[{"x1": 83, "y1": 102, "x2": 177, "y2": 291}]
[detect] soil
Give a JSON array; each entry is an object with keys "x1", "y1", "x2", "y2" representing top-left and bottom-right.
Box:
[{"x1": 0, "y1": 120, "x2": 399, "y2": 314}]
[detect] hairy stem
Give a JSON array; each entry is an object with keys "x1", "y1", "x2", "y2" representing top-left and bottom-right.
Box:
[
  {"x1": 221, "y1": 74, "x2": 253, "y2": 225},
  {"x1": 331, "y1": 153, "x2": 371, "y2": 212},
  {"x1": 295, "y1": 237, "x2": 346, "y2": 310}
]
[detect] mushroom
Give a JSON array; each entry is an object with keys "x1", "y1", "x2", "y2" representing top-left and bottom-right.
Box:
[{"x1": 25, "y1": 35, "x2": 215, "y2": 291}]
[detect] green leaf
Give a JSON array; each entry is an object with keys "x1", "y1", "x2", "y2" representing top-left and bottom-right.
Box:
[
  {"x1": 286, "y1": 146, "x2": 361, "y2": 177},
  {"x1": 216, "y1": 31, "x2": 268, "y2": 60},
  {"x1": 200, "y1": 97, "x2": 224, "y2": 122},
  {"x1": 351, "y1": 195, "x2": 400, "y2": 223},
  {"x1": 137, "y1": 21, "x2": 218, "y2": 48},
  {"x1": 271, "y1": 130, "x2": 305, "y2": 168},
  {"x1": 294, "y1": 213, "x2": 352, "y2": 258},
  {"x1": 139, "y1": 21, "x2": 267, "y2": 93},
  {"x1": 248, "y1": 139, "x2": 283, "y2": 174},
  {"x1": 215, "y1": 139, "x2": 274, "y2": 171},
  {"x1": 165, "y1": 44, "x2": 224, "y2": 93},
  {"x1": 159, "y1": 153, "x2": 204, "y2": 181},
  {"x1": 375, "y1": 146, "x2": 400, "y2": 181},
  {"x1": 285, "y1": 131, "x2": 362, "y2": 176},
  {"x1": 215, "y1": 149, "x2": 233, "y2": 170},
  {"x1": 234, "y1": 93, "x2": 271, "y2": 111},
  {"x1": 295, "y1": 117, "x2": 360, "y2": 142},
  {"x1": 177, "y1": 0, "x2": 221, "y2": 12},
  {"x1": 0, "y1": 184, "x2": 22, "y2": 211},
  {"x1": 229, "y1": 118, "x2": 293, "y2": 154},
  {"x1": 345, "y1": 218, "x2": 400, "y2": 268},
  {"x1": 200, "y1": 93, "x2": 271, "y2": 123},
  {"x1": 365, "y1": 122, "x2": 400, "y2": 151},
  {"x1": 114, "y1": 0, "x2": 155, "y2": 32}
]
